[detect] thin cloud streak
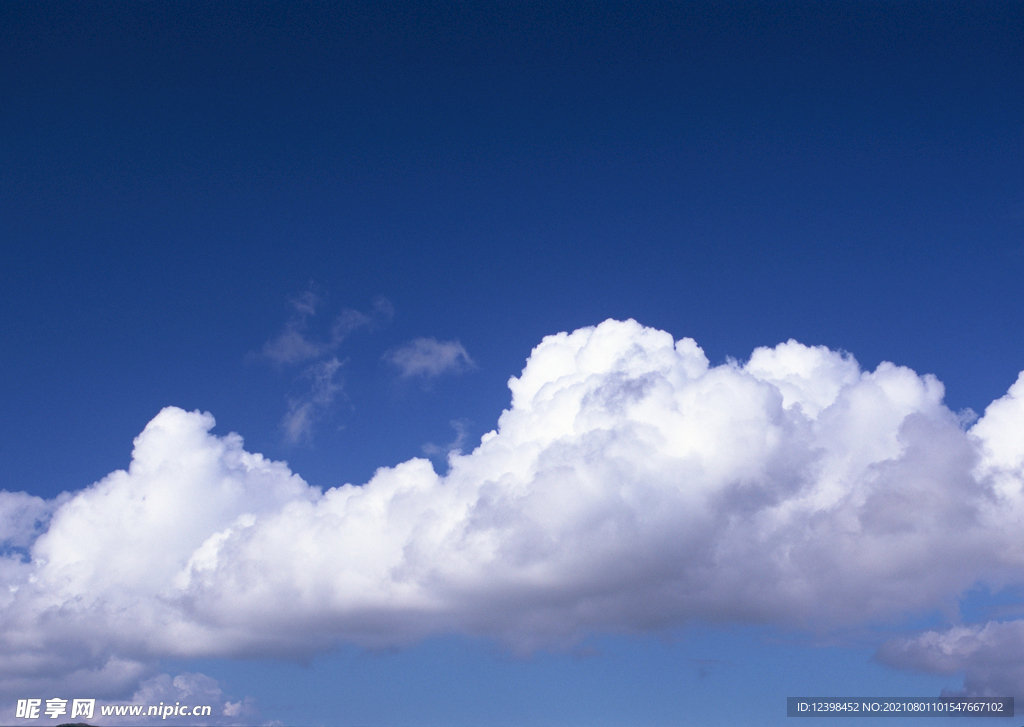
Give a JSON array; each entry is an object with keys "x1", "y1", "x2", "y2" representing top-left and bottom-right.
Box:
[{"x1": 281, "y1": 357, "x2": 345, "y2": 444}]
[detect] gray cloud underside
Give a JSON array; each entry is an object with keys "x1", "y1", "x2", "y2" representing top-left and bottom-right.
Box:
[{"x1": 3, "y1": 319, "x2": 1024, "y2": 696}]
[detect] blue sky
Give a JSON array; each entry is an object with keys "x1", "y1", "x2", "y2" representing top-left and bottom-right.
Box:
[{"x1": 2, "y1": 2, "x2": 1024, "y2": 726}]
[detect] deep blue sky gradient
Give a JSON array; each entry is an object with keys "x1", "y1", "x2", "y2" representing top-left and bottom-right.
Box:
[{"x1": 2, "y1": 3, "x2": 1023, "y2": 724}]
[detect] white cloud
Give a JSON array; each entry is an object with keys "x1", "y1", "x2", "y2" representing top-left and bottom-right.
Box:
[
  {"x1": 385, "y1": 337, "x2": 475, "y2": 378},
  {"x1": 4, "y1": 319, "x2": 1024, "y2": 697}
]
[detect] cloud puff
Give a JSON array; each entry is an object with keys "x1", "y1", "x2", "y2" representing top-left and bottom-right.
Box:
[
  {"x1": 4, "y1": 319, "x2": 1024, "y2": 697},
  {"x1": 384, "y1": 337, "x2": 475, "y2": 378}
]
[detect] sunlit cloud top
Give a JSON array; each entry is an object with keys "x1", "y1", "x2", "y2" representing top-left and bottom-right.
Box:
[{"x1": 3, "y1": 320, "x2": 1024, "y2": 698}]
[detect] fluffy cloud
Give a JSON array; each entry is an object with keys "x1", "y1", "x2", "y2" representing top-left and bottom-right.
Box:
[
  {"x1": 871, "y1": 372, "x2": 1024, "y2": 697},
  {"x1": 384, "y1": 337, "x2": 475, "y2": 378},
  {"x1": 5, "y1": 319, "x2": 1024, "y2": 697}
]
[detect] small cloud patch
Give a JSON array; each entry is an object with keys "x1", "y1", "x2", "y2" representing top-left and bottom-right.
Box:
[{"x1": 385, "y1": 338, "x2": 475, "y2": 379}]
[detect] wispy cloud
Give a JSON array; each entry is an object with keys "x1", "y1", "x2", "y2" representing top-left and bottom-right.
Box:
[
  {"x1": 5, "y1": 320, "x2": 1024, "y2": 699},
  {"x1": 260, "y1": 288, "x2": 392, "y2": 366},
  {"x1": 259, "y1": 286, "x2": 327, "y2": 365},
  {"x1": 384, "y1": 337, "x2": 475, "y2": 378},
  {"x1": 281, "y1": 357, "x2": 345, "y2": 444},
  {"x1": 257, "y1": 286, "x2": 392, "y2": 442}
]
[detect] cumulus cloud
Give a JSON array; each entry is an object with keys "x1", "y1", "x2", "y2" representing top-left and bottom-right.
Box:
[
  {"x1": 871, "y1": 371, "x2": 1024, "y2": 697},
  {"x1": 5, "y1": 319, "x2": 1024, "y2": 697},
  {"x1": 385, "y1": 337, "x2": 475, "y2": 378}
]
